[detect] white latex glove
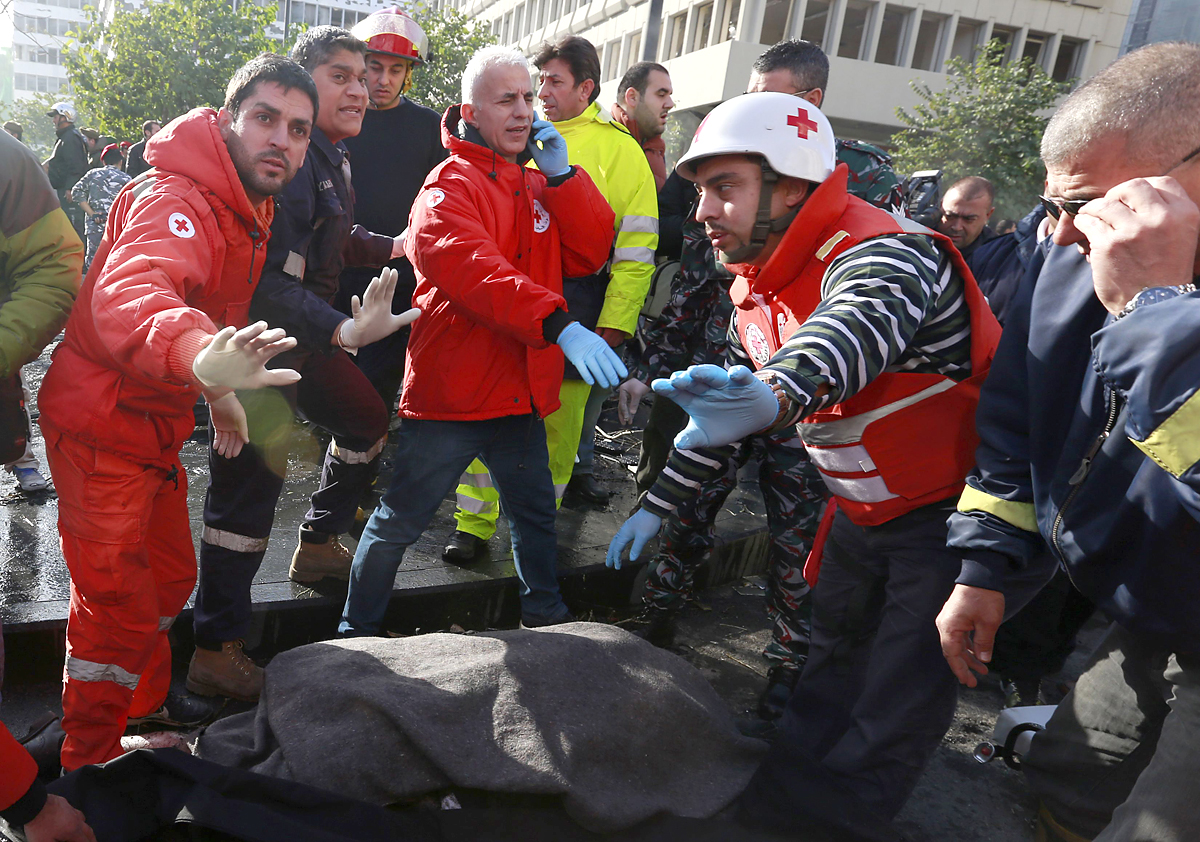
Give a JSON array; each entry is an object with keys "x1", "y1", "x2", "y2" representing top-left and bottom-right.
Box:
[
  {"x1": 391, "y1": 229, "x2": 407, "y2": 259},
  {"x1": 192, "y1": 322, "x2": 301, "y2": 390},
  {"x1": 617, "y1": 378, "x2": 651, "y2": 426},
  {"x1": 337, "y1": 267, "x2": 422, "y2": 350},
  {"x1": 208, "y1": 392, "x2": 249, "y2": 459}
]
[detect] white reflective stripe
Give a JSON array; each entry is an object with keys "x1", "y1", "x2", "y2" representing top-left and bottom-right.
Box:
[
  {"x1": 613, "y1": 246, "x2": 656, "y2": 265},
  {"x1": 805, "y1": 444, "x2": 877, "y2": 474},
  {"x1": 329, "y1": 436, "x2": 386, "y2": 465},
  {"x1": 662, "y1": 465, "x2": 701, "y2": 489},
  {"x1": 456, "y1": 493, "x2": 498, "y2": 514},
  {"x1": 158, "y1": 616, "x2": 175, "y2": 632},
  {"x1": 554, "y1": 483, "x2": 568, "y2": 499},
  {"x1": 817, "y1": 472, "x2": 899, "y2": 503},
  {"x1": 460, "y1": 470, "x2": 495, "y2": 489},
  {"x1": 799, "y1": 380, "x2": 957, "y2": 446},
  {"x1": 202, "y1": 526, "x2": 269, "y2": 553},
  {"x1": 66, "y1": 656, "x2": 140, "y2": 690},
  {"x1": 619, "y1": 215, "x2": 659, "y2": 234},
  {"x1": 283, "y1": 251, "x2": 306, "y2": 279}
]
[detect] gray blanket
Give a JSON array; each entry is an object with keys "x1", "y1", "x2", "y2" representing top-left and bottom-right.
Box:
[{"x1": 196, "y1": 622, "x2": 766, "y2": 832}]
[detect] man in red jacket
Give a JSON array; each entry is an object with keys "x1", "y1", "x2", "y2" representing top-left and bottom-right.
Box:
[
  {"x1": 37, "y1": 54, "x2": 317, "y2": 772},
  {"x1": 339, "y1": 46, "x2": 622, "y2": 633}
]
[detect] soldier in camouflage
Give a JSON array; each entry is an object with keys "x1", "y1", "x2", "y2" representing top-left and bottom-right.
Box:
[
  {"x1": 617, "y1": 39, "x2": 906, "y2": 720},
  {"x1": 69, "y1": 144, "x2": 133, "y2": 271}
]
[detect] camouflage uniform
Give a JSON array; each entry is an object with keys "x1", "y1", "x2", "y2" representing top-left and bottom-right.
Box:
[
  {"x1": 635, "y1": 141, "x2": 901, "y2": 674},
  {"x1": 69, "y1": 165, "x2": 132, "y2": 270},
  {"x1": 836, "y1": 138, "x2": 905, "y2": 214}
]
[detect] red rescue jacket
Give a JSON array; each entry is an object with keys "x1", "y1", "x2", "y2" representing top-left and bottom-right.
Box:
[
  {"x1": 401, "y1": 107, "x2": 616, "y2": 421},
  {"x1": 731, "y1": 165, "x2": 1001, "y2": 526},
  {"x1": 39, "y1": 109, "x2": 273, "y2": 464}
]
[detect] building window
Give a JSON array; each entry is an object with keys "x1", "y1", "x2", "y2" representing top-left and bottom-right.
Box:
[
  {"x1": 1053, "y1": 36, "x2": 1084, "y2": 82},
  {"x1": 549, "y1": 0, "x2": 561, "y2": 23},
  {"x1": 911, "y1": 12, "x2": 947, "y2": 71},
  {"x1": 838, "y1": 0, "x2": 874, "y2": 59},
  {"x1": 1022, "y1": 31, "x2": 1048, "y2": 66},
  {"x1": 666, "y1": 11, "x2": 687, "y2": 59},
  {"x1": 691, "y1": 1, "x2": 713, "y2": 51},
  {"x1": 604, "y1": 39, "x2": 621, "y2": 80},
  {"x1": 759, "y1": 0, "x2": 788, "y2": 46},
  {"x1": 537, "y1": 0, "x2": 547, "y2": 30},
  {"x1": 717, "y1": 0, "x2": 740, "y2": 42},
  {"x1": 502, "y1": 10, "x2": 512, "y2": 42},
  {"x1": 318, "y1": 5, "x2": 331, "y2": 24},
  {"x1": 875, "y1": 5, "x2": 909, "y2": 67},
  {"x1": 800, "y1": 0, "x2": 829, "y2": 49},
  {"x1": 990, "y1": 26, "x2": 1018, "y2": 62},
  {"x1": 514, "y1": 3, "x2": 525, "y2": 38},
  {"x1": 947, "y1": 18, "x2": 983, "y2": 65},
  {"x1": 625, "y1": 30, "x2": 642, "y2": 68}
]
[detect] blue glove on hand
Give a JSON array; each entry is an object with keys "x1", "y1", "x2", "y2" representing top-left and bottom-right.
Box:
[
  {"x1": 556, "y1": 321, "x2": 628, "y2": 388},
  {"x1": 606, "y1": 508, "x2": 663, "y2": 569},
  {"x1": 528, "y1": 119, "x2": 570, "y2": 177},
  {"x1": 652, "y1": 364, "x2": 779, "y2": 449}
]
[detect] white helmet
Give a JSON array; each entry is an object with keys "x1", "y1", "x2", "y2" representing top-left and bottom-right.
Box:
[
  {"x1": 676, "y1": 92, "x2": 835, "y2": 184},
  {"x1": 46, "y1": 101, "x2": 77, "y2": 123}
]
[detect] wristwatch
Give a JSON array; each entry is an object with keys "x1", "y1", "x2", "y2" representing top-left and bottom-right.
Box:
[
  {"x1": 1116, "y1": 283, "x2": 1196, "y2": 319},
  {"x1": 756, "y1": 371, "x2": 792, "y2": 428}
]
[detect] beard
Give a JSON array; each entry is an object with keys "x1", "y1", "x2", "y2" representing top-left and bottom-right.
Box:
[
  {"x1": 634, "y1": 101, "x2": 665, "y2": 139},
  {"x1": 226, "y1": 130, "x2": 293, "y2": 198}
]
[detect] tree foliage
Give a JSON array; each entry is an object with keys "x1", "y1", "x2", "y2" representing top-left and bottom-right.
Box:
[
  {"x1": 406, "y1": 4, "x2": 497, "y2": 115},
  {"x1": 889, "y1": 39, "x2": 1070, "y2": 220},
  {"x1": 0, "y1": 92, "x2": 95, "y2": 160},
  {"x1": 65, "y1": 0, "x2": 276, "y2": 141}
]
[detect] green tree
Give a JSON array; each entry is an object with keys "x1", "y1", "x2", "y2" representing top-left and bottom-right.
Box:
[
  {"x1": 65, "y1": 0, "x2": 276, "y2": 141},
  {"x1": 0, "y1": 92, "x2": 95, "y2": 160},
  {"x1": 406, "y1": 5, "x2": 497, "y2": 114},
  {"x1": 889, "y1": 39, "x2": 1070, "y2": 220}
]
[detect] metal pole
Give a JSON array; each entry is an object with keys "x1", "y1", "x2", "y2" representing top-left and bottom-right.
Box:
[{"x1": 283, "y1": 0, "x2": 291, "y2": 49}]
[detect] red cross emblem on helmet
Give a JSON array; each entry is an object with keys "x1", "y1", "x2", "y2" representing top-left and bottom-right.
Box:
[{"x1": 787, "y1": 108, "x2": 819, "y2": 139}]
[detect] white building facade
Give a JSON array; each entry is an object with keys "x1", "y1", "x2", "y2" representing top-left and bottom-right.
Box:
[
  {"x1": 435, "y1": 0, "x2": 1132, "y2": 147},
  {"x1": 2, "y1": 0, "x2": 90, "y2": 100}
]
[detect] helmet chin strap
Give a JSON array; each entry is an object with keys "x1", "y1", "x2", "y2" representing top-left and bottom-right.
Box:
[{"x1": 719, "y1": 159, "x2": 802, "y2": 264}]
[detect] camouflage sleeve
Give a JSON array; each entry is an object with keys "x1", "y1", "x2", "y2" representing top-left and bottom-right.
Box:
[
  {"x1": 837, "y1": 139, "x2": 906, "y2": 214},
  {"x1": 633, "y1": 221, "x2": 729, "y2": 384}
]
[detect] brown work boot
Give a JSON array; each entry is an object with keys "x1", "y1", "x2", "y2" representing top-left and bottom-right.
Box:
[
  {"x1": 289, "y1": 529, "x2": 354, "y2": 582},
  {"x1": 186, "y1": 640, "x2": 263, "y2": 702}
]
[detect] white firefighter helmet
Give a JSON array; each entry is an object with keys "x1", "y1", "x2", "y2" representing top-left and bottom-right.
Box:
[
  {"x1": 676, "y1": 92, "x2": 836, "y2": 184},
  {"x1": 352, "y1": 7, "x2": 428, "y2": 65},
  {"x1": 46, "y1": 101, "x2": 77, "y2": 122}
]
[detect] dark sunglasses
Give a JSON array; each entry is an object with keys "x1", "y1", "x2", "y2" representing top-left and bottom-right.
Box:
[{"x1": 1039, "y1": 142, "x2": 1200, "y2": 221}]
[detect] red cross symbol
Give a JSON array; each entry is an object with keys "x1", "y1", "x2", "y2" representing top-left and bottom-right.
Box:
[
  {"x1": 787, "y1": 108, "x2": 819, "y2": 138},
  {"x1": 174, "y1": 218, "x2": 190, "y2": 234}
]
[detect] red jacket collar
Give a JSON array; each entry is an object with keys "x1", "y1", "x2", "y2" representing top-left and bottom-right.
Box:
[{"x1": 440, "y1": 105, "x2": 532, "y2": 179}]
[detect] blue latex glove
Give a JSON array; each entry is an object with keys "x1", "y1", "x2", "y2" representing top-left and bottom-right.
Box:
[
  {"x1": 652, "y1": 364, "x2": 779, "y2": 449},
  {"x1": 606, "y1": 509, "x2": 663, "y2": 569},
  {"x1": 556, "y1": 321, "x2": 628, "y2": 388},
  {"x1": 528, "y1": 119, "x2": 570, "y2": 177}
]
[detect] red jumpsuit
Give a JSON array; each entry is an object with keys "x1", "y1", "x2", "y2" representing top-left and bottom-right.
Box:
[{"x1": 37, "y1": 108, "x2": 274, "y2": 770}]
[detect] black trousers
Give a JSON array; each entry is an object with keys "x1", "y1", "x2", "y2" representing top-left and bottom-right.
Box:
[{"x1": 195, "y1": 348, "x2": 388, "y2": 646}]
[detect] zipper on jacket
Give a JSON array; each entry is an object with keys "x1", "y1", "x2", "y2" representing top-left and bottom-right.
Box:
[
  {"x1": 248, "y1": 227, "x2": 261, "y2": 283},
  {"x1": 1050, "y1": 386, "x2": 1120, "y2": 563}
]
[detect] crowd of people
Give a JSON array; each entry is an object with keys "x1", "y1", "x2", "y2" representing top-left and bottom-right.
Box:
[{"x1": 1, "y1": 14, "x2": 1198, "y2": 841}]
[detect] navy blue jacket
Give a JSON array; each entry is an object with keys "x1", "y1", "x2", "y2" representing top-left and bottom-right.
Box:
[
  {"x1": 250, "y1": 127, "x2": 393, "y2": 350},
  {"x1": 967, "y1": 205, "x2": 1046, "y2": 327},
  {"x1": 949, "y1": 243, "x2": 1200, "y2": 650}
]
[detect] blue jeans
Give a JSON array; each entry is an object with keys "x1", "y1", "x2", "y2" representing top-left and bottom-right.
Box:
[{"x1": 340, "y1": 415, "x2": 568, "y2": 634}]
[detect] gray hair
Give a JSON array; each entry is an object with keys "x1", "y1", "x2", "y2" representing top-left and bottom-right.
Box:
[
  {"x1": 1042, "y1": 41, "x2": 1200, "y2": 171},
  {"x1": 461, "y1": 46, "x2": 529, "y2": 106}
]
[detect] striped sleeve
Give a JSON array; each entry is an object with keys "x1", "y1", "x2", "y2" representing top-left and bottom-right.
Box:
[
  {"x1": 761, "y1": 234, "x2": 972, "y2": 420},
  {"x1": 642, "y1": 439, "x2": 741, "y2": 517}
]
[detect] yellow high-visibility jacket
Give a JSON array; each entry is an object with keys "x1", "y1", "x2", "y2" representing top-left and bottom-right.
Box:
[{"x1": 546, "y1": 102, "x2": 659, "y2": 336}]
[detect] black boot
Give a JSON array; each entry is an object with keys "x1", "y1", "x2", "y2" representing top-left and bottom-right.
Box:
[
  {"x1": 19, "y1": 714, "x2": 65, "y2": 779},
  {"x1": 126, "y1": 690, "x2": 225, "y2": 732},
  {"x1": 443, "y1": 530, "x2": 486, "y2": 563},
  {"x1": 757, "y1": 666, "x2": 800, "y2": 721},
  {"x1": 566, "y1": 473, "x2": 611, "y2": 505},
  {"x1": 632, "y1": 609, "x2": 677, "y2": 648}
]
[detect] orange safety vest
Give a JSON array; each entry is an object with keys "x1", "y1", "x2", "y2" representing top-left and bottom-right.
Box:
[{"x1": 730, "y1": 165, "x2": 1001, "y2": 527}]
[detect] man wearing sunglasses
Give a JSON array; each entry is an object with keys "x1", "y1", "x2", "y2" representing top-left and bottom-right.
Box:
[{"x1": 937, "y1": 42, "x2": 1200, "y2": 841}]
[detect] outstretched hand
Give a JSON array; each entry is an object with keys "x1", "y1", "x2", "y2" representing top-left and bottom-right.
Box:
[
  {"x1": 192, "y1": 321, "x2": 300, "y2": 390},
  {"x1": 339, "y1": 267, "x2": 422, "y2": 350},
  {"x1": 652, "y1": 365, "x2": 779, "y2": 449}
]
